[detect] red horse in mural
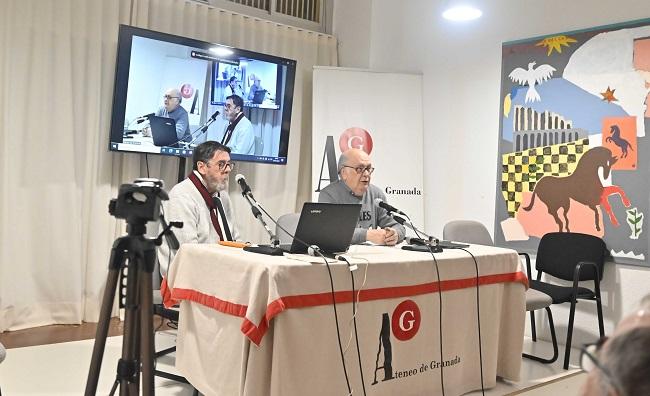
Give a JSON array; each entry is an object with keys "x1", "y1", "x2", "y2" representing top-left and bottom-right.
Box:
[{"x1": 522, "y1": 146, "x2": 630, "y2": 232}]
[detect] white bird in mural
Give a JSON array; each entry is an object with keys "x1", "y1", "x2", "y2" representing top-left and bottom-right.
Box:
[{"x1": 509, "y1": 61, "x2": 556, "y2": 103}]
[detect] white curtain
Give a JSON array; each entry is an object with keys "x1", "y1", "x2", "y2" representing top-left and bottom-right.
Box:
[{"x1": 0, "y1": 0, "x2": 337, "y2": 331}]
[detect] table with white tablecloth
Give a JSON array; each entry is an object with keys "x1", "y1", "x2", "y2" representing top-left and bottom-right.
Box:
[{"x1": 162, "y1": 243, "x2": 527, "y2": 396}]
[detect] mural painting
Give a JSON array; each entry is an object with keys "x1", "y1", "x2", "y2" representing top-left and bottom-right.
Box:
[{"x1": 495, "y1": 18, "x2": 650, "y2": 266}]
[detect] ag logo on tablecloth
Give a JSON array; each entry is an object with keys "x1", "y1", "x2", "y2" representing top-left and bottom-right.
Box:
[
  {"x1": 392, "y1": 299, "x2": 421, "y2": 341},
  {"x1": 372, "y1": 299, "x2": 421, "y2": 385}
]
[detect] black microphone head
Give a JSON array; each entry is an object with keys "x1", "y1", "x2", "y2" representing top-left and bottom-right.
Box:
[
  {"x1": 235, "y1": 174, "x2": 251, "y2": 196},
  {"x1": 210, "y1": 110, "x2": 220, "y2": 120}
]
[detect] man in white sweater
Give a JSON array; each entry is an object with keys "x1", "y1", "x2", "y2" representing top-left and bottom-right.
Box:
[{"x1": 158, "y1": 141, "x2": 240, "y2": 276}]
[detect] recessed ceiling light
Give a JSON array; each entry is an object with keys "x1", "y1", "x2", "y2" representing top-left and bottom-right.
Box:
[
  {"x1": 442, "y1": 5, "x2": 482, "y2": 21},
  {"x1": 209, "y1": 47, "x2": 234, "y2": 56}
]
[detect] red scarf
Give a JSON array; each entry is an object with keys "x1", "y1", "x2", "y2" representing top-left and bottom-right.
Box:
[{"x1": 188, "y1": 172, "x2": 231, "y2": 241}]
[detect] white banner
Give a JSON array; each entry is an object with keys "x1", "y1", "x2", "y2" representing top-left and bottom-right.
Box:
[{"x1": 312, "y1": 67, "x2": 425, "y2": 231}]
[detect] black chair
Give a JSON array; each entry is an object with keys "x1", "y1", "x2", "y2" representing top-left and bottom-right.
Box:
[
  {"x1": 530, "y1": 232, "x2": 606, "y2": 369},
  {"x1": 443, "y1": 220, "x2": 558, "y2": 364}
]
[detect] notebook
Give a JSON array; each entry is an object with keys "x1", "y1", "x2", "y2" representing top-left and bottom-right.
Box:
[
  {"x1": 149, "y1": 115, "x2": 179, "y2": 147},
  {"x1": 252, "y1": 89, "x2": 267, "y2": 104},
  {"x1": 281, "y1": 202, "x2": 361, "y2": 255}
]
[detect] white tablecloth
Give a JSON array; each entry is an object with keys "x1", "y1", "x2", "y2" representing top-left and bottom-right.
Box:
[{"x1": 163, "y1": 243, "x2": 527, "y2": 395}]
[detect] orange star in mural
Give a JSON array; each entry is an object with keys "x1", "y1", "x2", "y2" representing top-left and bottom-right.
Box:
[{"x1": 601, "y1": 86, "x2": 618, "y2": 102}]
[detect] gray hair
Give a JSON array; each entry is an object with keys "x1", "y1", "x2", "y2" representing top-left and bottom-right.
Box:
[
  {"x1": 599, "y1": 327, "x2": 650, "y2": 396},
  {"x1": 337, "y1": 151, "x2": 351, "y2": 173}
]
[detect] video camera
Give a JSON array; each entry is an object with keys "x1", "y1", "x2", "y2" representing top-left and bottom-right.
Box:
[{"x1": 108, "y1": 178, "x2": 169, "y2": 223}]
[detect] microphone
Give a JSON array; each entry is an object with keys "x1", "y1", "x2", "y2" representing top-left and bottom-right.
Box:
[
  {"x1": 207, "y1": 109, "x2": 220, "y2": 121},
  {"x1": 235, "y1": 174, "x2": 252, "y2": 198},
  {"x1": 135, "y1": 113, "x2": 155, "y2": 123},
  {"x1": 374, "y1": 198, "x2": 407, "y2": 216}
]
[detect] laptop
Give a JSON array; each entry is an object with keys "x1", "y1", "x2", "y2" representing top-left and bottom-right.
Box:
[
  {"x1": 281, "y1": 202, "x2": 361, "y2": 255},
  {"x1": 252, "y1": 89, "x2": 267, "y2": 104},
  {"x1": 149, "y1": 115, "x2": 179, "y2": 147}
]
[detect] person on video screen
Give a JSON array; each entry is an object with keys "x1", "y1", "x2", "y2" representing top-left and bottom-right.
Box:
[
  {"x1": 220, "y1": 94, "x2": 255, "y2": 155},
  {"x1": 143, "y1": 88, "x2": 190, "y2": 142},
  {"x1": 318, "y1": 148, "x2": 405, "y2": 246},
  {"x1": 247, "y1": 75, "x2": 265, "y2": 102},
  {"x1": 157, "y1": 141, "x2": 240, "y2": 276},
  {"x1": 225, "y1": 76, "x2": 243, "y2": 99}
]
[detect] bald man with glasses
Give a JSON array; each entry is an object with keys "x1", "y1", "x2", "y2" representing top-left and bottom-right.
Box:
[
  {"x1": 318, "y1": 148, "x2": 405, "y2": 246},
  {"x1": 143, "y1": 87, "x2": 191, "y2": 143},
  {"x1": 158, "y1": 141, "x2": 240, "y2": 276}
]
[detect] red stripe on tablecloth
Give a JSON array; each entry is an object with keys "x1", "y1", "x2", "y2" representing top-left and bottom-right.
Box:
[
  {"x1": 170, "y1": 288, "x2": 248, "y2": 317},
  {"x1": 160, "y1": 277, "x2": 176, "y2": 308},
  {"x1": 169, "y1": 271, "x2": 528, "y2": 346}
]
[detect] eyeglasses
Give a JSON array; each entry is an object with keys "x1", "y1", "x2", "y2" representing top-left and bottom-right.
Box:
[
  {"x1": 342, "y1": 165, "x2": 375, "y2": 175},
  {"x1": 580, "y1": 337, "x2": 624, "y2": 395},
  {"x1": 163, "y1": 95, "x2": 179, "y2": 100},
  {"x1": 205, "y1": 160, "x2": 235, "y2": 171}
]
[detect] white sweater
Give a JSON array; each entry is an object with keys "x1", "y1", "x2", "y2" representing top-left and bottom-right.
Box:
[{"x1": 157, "y1": 173, "x2": 240, "y2": 276}]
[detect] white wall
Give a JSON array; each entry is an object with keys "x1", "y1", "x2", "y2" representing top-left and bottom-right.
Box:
[
  {"x1": 332, "y1": 0, "x2": 373, "y2": 68},
  {"x1": 333, "y1": 0, "x2": 650, "y2": 345}
]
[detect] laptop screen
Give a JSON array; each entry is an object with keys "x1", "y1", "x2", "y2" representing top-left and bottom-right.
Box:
[{"x1": 288, "y1": 202, "x2": 361, "y2": 254}]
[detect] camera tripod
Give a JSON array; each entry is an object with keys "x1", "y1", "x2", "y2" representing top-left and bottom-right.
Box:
[{"x1": 85, "y1": 220, "x2": 158, "y2": 395}]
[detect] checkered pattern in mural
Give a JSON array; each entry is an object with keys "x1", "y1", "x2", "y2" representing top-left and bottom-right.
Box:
[{"x1": 501, "y1": 138, "x2": 590, "y2": 217}]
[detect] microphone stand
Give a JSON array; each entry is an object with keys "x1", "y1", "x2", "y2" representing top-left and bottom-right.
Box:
[
  {"x1": 386, "y1": 212, "x2": 442, "y2": 252},
  {"x1": 241, "y1": 191, "x2": 284, "y2": 255},
  {"x1": 186, "y1": 115, "x2": 219, "y2": 147},
  {"x1": 168, "y1": 112, "x2": 220, "y2": 149}
]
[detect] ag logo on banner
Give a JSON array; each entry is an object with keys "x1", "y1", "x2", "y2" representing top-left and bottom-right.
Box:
[
  {"x1": 339, "y1": 127, "x2": 373, "y2": 154},
  {"x1": 315, "y1": 127, "x2": 374, "y2": 192}
]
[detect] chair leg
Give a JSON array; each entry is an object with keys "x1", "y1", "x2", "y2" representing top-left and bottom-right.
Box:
[
  {"x1": 564, "y1": 299, "x2": 577, "y2": 370},
  {"x1": 530, "y1": 310, "x2": 537, "y2": 341},
  {"x1": 155, "y1": 345, "x2": 176, "y2": 359},
  {"x1": 596, "y1": 295, "x2": 605, "y2": 338},
  {"x1": 522, "y1": 307, "x2": 558, "y2": 364}
]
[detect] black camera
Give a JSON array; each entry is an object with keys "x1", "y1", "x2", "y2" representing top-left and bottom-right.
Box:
[{"x1": 109, "y1": 178, "x2": 169, "y2": 223}]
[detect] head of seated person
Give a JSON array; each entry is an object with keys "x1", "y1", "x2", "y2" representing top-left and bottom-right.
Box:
[
  {"x1": 163, "y1": 88, "x2": 182, "y2": 113},
  {"x1": 338, "y1": 148, "x2": 374, "y2": 197},
  {"x1": 193, "y1": 141, "x2": 233, "y2": 194},
  {"x1": 580, "y1": 295, "x2": 650, "y2": 396}
]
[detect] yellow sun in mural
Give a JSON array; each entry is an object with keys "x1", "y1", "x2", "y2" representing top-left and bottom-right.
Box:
[{"x1": 535, "y1": 35, "x2": 578, "y2": 56}]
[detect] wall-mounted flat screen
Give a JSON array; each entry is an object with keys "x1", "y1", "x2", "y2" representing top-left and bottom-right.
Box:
[{"x1": 108, "y1": 25, "x2": 297, "y2": 164}]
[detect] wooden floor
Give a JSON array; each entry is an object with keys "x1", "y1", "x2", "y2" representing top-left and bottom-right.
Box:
[{"x1": 0, "y1": 317, "x2": 167, "y2": 349}]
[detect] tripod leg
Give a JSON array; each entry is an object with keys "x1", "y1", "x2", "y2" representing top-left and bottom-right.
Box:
[
  {"x1": 86, "y1": 265, "x2": 122, "y2": 395},
  {"x1": 120, "y1": 257, "x2": 142, "y2": 396},
  {"x1": 139, "y1": 260, "x2": 155, "y2": 395}
]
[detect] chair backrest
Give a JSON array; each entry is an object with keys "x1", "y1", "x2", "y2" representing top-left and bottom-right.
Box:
[
  {"x1": 443, "y1": 220, "x2": 494, "y2": 246},
  {"x1": 536, "y1": 232, "x2": 606, "y2": 281},
  {"x1": 276, "y1": 213, "x2": 300, "y2": 245}
]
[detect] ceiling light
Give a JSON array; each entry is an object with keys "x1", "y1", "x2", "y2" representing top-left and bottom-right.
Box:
[
  {"x1": 442, "y1": 5, "x2": 482, "y2": 21},
  {"x1": 209, "y1": 47, "x2": 234, "y2": 56}
]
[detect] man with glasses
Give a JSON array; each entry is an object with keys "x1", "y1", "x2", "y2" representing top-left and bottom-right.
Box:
[
  {"x1": 220, "y1": 94, "x2": 254, "y2": 155},
  {"x1": 157, "y1": 141, "x2": 240, "y2": 276},
  {"x1": 143, "y1": 88, "x2": 191, "y2": 143},
  {"x1": 318, "y1": 148, "x2": 405, "y2": 246},
  {"x1": 579, "y1": 295, "x2": 650, "y2": 396}
]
